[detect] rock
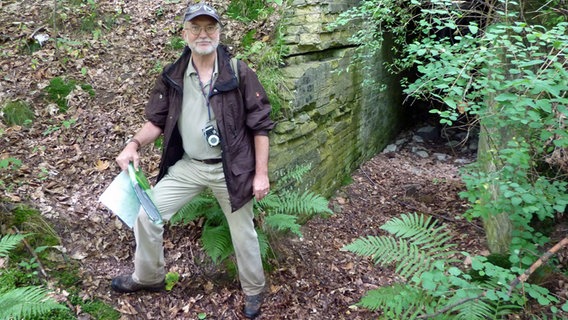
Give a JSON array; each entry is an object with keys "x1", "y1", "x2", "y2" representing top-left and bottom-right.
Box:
[
  {"x1": 416, "y1": 125, "x2": 440, "y2": 141},
  {"x1": 382, "y1": 144, "x2": 397, "y2": 153}
]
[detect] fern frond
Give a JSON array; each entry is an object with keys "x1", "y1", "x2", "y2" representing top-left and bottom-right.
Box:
[
  {"x1": 171, "y1": 194, "x2": 217, "y2": 225},
  {"x1": 0, "y1": 234, "x2": 26, "y2": 257},
  {"x1": 0, "y1": 286, "x2": 66, "y2": 319},
  {"x1": 275, "y1": 191, "x2": 332, "y2": 217},
  {"x1": 256, "y1": 229, "x2": 271, "y2": 260},
  {"x1": 342, "y1": 235, "x2": 406, "y2": 266},
  {"x1": 263, "y1": 214, "x2": 301, "y2": 236},
  {"x1": 200, "y1": 206, "x2": 226, "y2": 225},
  {"x1": 343, "y1": 218, "x2": 459, "y2": 280},
  {"x1": 201, "y1": 224, "x2": 233, "y2": 264},
  {"x1": 255, "y1": 193, "x2": 280, "y2": 211},
  {"x1": 452, "y1": 298, "x2": 497, "y2": 320},
  {"x1": 274, "y1": 163, "x2": 312, "y2": 187},
  {"x1": 357, "y1": 283, "x2": 428, "y2": 316},
  {"x1": 381, "y1": 213, "x2": 452, "y2": 247}
]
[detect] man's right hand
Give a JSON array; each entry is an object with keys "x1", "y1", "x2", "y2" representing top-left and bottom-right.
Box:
[{"x1": 116, "y1": 142, "x2": 140, "y2": 171}]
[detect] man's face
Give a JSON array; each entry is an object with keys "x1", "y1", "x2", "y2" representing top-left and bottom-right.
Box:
[{"x1": 183, "y1": 16, "x2": 220, "y2": 56}]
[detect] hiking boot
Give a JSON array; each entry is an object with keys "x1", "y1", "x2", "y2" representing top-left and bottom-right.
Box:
[
  {"x1": 243, "y1": 293, "x2": 263, "y2": 319},
  {"x1": 111, "y1": 274, "x2": 165, "y2": 293}
]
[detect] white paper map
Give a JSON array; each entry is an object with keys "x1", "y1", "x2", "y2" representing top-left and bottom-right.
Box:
[{"x1": 99, "y1": 170, "x2": 140, "y2": 228}]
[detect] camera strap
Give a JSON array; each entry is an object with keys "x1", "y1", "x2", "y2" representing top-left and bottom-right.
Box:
[{"x1": 197, "y1": 70, "x2": 214, "y2": 121}]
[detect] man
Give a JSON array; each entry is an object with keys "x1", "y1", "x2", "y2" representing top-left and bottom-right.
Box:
[{"x1": 111, "y1": 3, "x2": 274, "y2": 318}]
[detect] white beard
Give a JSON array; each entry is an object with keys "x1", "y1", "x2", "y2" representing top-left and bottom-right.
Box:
[{"x1": 190, "y1": 39, "x2": 219, "y2": 56}]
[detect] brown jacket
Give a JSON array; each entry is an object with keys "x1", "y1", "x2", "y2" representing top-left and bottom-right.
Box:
[{"x1": 145, "y1": 45, "x2": 274, "y2": 212}]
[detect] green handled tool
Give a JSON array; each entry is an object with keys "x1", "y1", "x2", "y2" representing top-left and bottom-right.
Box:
[{"x1": 128, "y1": 163, "x2": 162, "y2": 224}]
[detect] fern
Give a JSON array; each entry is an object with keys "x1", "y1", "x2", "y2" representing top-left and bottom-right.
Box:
[
  {"x1": 170, "y1": 193, "x2": 217, "y2": 225},
  {"x1": 381, "y1": 213, "x2": 453, "y2": 248},
  {"x1": 0, "y1": 233, "x2": 27, "y2": 256},
  {"x1": 201, "y1": 223, "x2": 233, "y2": 264},
  {"x1": 0, "y1": 286, "x2": 66, "y2": 319},
  {"x1": 256, "y1": 230, "x2": 271, "y2": 260},
  {"x1": 343, "y1": 213, "x2": 525, "y2": 319},
  {"x1": 263, "y1": 214, "x2": 301, "y2": 236},
  {"x1": 0, "y1": 235, "x2": 67, "y2": 319},
  {"x1": 275, "y1": 163, "x2": 312, "y2": 186},
  {"x1": 274, "y1": 190, "x2": 333, "y2": 217},
  {"x1": 346, "y1": 213, "x2": 459, "y2": 279},
  {"x1": 171, "y1": 164, "x2": 333, "y2": 269}
]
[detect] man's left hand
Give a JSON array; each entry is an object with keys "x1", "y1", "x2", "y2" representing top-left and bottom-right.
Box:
[{"x1": 253, "y1": 173, "x2": 270, "y2": 201}]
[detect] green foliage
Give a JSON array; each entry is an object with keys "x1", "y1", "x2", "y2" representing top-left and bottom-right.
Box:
[
  {"x1": 2, "y1": 100, "x2": 34, "y2": 126},
  {"x1": 0, "y1": 234, "x2": 27, "y2": 257},
  {"x1": 227, "y1": 0, "x2": 276, "y2": 22},
  {"x1": 0, "y1": 286, "x2": 67, "y2": 319},
  {"x1": 44, "y1": 77, "x2": 95, "y2": 113},
  {"x1": 165, "y1": 272, "x2": 180, "y2": 291},
  {"x1": 337, "y1": 2, "x2": 568, "y2": 310},
  {"x1": 169, "y1": 36, "x2": 186, "y2": 51},
  {"x1": 0, "y1": 203, "x2": 120, "y2": 320},
  {"x1": 236, "y1": 21, "x2": 288, "y2": 118},
  {"x1": 0, "y1": 157, "x2": 22, "y2": 172},
  {"x1": 241, "y1": 30, "x2": 257, "y2": 49},
  {"x1": 80, "y1": 299, "x2": 121, "y2": 320},
  {"x1": 397, "y1": 2, "x2": 568, "y2": 266},
  {"x1": 53, "y1": 0, "x2": 122, "y2": 40},
  {"x1": 343, "y1": 214, "x2": 458, "y2": 280},
  {"x1": 171, "y1": 164, "x2": 332, "y2": 268},
  {"x1": 329, "y1": 0, "x2": 415, "y2": 78},
  {"x1": 0, "y1": 235, "x2": 67, "y2": 319},
  {"x1": 10, "y1": 205, "x2": 60, "y2": 248},
  {"x1": 343, "y1": 213, "x2": 560, "y2": 319}
]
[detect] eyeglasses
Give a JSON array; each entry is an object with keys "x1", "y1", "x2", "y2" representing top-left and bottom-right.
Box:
[{"x1": 186, "y1": 24, "x2": 219, "y2": 35}]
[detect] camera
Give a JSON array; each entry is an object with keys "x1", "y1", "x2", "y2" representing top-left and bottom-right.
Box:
[{"x1": 202, "y1": 125, "x2": 220, "y2": 147}]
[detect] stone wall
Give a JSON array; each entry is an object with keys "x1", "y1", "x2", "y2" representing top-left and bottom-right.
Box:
[{"x1": 269, "y1": 0, "x2": 404, "y2": 197}]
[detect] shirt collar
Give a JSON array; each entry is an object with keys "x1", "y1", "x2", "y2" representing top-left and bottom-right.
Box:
[{"x1": 186, "y1": 55, "x2": 219, "y2": 79}]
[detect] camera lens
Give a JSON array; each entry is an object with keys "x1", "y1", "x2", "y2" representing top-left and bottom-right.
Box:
[{"x1": 207, "y1": 135, "x2": 220, "y2": 147}]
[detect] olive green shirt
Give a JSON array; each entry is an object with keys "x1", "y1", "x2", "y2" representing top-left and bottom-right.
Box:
[{"x1": 178, "y1": 56, "x2": 221, "y2": 160}]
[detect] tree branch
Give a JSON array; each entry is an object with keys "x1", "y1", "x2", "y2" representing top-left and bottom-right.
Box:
[
  {"x1": 507, "y1": 237, "x2": 568, "y2": 296},
  {"x1": 419, "y1": 237, "x2": 568, "y2": 319}
]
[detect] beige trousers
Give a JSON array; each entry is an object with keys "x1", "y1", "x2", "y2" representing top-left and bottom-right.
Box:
[{"x1": 131, "y1": 155, "x2": 265, "y2": 296}]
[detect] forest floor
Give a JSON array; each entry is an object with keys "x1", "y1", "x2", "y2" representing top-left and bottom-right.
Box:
[{"x1": 1, "y1": 0, "x2": 567, "y2": 319}]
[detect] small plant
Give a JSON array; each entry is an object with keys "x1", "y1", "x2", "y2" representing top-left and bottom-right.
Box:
[
  {"x1": 237, "y1": 24, "x2": 288, "y2": 118},
  {"x1": 42, "y1": 118, "x2": 77, "y2": 136},
  {"x1": 0, "y1": 157, "x2": 22, "y2": 192},
  {"x1": 0, "y1": 234, "x2": 67, "y2": 319},
  {"x1": 227, "y1": 0, "x2": 275, "y2": 22},
  {"x1": 2, "y1": 100, "x2": 34, "y2": 126},
  {"x1": 343, "y1": 213, "x2": 566, "y2": 319},
  {"x1": 0, "y1": 157, "x2": 22, "y2": 171},
  {"x1": 151, "y1": 61, "x2": 164, "y2": 74},
  {"x1": 44, "y1": 77, "x2": 94, "y2": 113},
  {"x1": 169, "y1": 36, "x2": 186, "y2": 51},
  {"x1": 165, "y1": 271, "x2": 180, "y2": 291}
]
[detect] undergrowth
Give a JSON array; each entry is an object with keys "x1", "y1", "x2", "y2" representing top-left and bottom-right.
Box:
[
  {"x1": 0, "y1": 202, "x2": 120, "y2": 320},
  {"x1": 2, "y1": 100, "x2": 35, "y2": 127},
  {"x1": 344, "y1": 213, "x2": 566, "y2": 319},
  {"x1": 170, "y1": 164, "x2": 333, "y2": 270}
]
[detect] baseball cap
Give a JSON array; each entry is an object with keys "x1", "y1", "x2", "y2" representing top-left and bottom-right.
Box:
[{"x1": 184, "y1": 2, "x2": 220, "y2": 23}]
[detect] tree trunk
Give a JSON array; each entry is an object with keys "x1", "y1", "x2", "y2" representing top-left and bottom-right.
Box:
[{"x1": 477, "y1": 122, "x2": 513, "y2": 254}]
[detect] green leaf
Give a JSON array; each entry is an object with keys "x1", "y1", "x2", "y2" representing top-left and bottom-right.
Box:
[
  {"x1": 511, "y1": 197, "x2": 522, "y2": 206},
  {"x1": 468, "y1": 24, "x2": 479, "y2": 35}
]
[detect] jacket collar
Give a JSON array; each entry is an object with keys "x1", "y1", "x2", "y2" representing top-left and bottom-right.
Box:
[{"x1": 163, "y1": 45, "x2": 238, "y2": 93}]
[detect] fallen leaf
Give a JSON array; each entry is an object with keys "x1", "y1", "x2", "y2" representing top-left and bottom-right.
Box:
[{"x1": 95, "y1": 159, "x2": 110, "y2": 171}]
